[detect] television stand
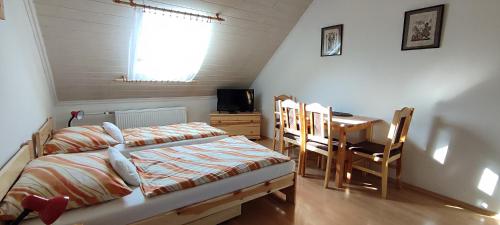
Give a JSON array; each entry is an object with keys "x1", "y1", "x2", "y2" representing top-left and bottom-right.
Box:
[
  {"x1": 219, "y1": 110, "x2": 239, "y2": 114},
  {"x1": 210, "y1": 111, "x2": 261, "y2": 140}
]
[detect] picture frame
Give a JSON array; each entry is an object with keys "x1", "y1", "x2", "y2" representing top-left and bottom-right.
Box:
[
  {"x1": 402, "y1": 4, "x2": 445, "y2": 50},
  {"x1": 0, "y1": 0, "x2": 5, "y2": 20},
  {"x1": 321, "y1": 24, "x2": 343, "y2": 56}
]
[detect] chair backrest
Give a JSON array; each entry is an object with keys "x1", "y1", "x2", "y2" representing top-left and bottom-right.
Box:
[
  {"x1": 279, "y1": 99, "x2": 304, "y2": 137},
  {"x1": 383, "y1": 107, "x2": 415, "y2": 158},
  {"x1": 304, "y1": 103, "x2": 333, "y2": 146},
  {"x1": 274, "y1": 95, "x2": 296, "y2": 126}
]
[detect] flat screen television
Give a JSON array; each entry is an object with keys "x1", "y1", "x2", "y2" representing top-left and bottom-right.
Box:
[{"x1": 217, "y1": 89, "x2": 254, "y2": 113}]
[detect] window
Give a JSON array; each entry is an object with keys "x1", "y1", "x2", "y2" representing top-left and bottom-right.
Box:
[{"x1": 128, "y1": 10, "x2": 212, "y2": 82}]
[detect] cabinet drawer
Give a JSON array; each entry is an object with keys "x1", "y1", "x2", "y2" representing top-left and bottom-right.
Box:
[
  {"x1": 211, "y1": 115, "x2": 260, "y2": 123},
  {"x1": 214, "y1": 124, "x2": 260, "y2": 136},
  {"x1": 209, "y1": 113, "x2": 261, "y2": 140}
]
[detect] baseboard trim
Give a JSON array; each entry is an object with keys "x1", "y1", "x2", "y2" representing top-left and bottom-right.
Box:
[{"x1": 400, "y1": 181, "x2": 496, "y2": 216}]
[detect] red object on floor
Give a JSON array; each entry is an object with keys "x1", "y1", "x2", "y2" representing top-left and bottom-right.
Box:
[{"x1": 21, "y1": 195, "x2": 69, "y2": 225}]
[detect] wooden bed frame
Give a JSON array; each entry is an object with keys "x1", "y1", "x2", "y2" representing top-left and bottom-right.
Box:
[
  {"x1": 32, "y1": 117, "x2": 54, "y2": 158},
  {"x1": 0, "y1": 142, "x2": 35, "y2": 203},
  {"x1": 5, "y1": 121, "x2": 297, "y2": 225},
  {"x1": 130, "y1": 173, "x2": 296, "y2": 225}
]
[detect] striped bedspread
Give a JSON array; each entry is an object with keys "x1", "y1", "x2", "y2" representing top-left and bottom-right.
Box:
[
  {"x1": 130, "y1": 136, "x2": 290, "y2": 197},
  {"x1": 122, "y1": 122, "x2": 227, "y2": 147},
  {"x1": 0, "y1": 152, "x2": 132, "y2": 220},
  {"x1": 44, "y1": 125, "x2": 119, "y2": 155}
]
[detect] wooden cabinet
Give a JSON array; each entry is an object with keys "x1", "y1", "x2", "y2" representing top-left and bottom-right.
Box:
[{"x1": 210, "y1": 112, "x2": 261, "y2": 140}]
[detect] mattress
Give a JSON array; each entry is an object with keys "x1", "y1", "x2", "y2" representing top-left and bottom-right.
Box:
[{"x1": 21, "y1": 160, "x2": 295, "y2": 225}]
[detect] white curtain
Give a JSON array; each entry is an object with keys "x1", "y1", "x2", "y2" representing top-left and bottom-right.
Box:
[
  {"x1": 128, "y1": 9, "x2": 212, "y2": 82},
  {"x1": 128, "y1": 8, "x2": 143, "y2": 81}
]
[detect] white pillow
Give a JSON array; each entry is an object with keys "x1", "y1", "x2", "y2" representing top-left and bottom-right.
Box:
[
  {"x1": 107, "y1": 146, "x2": 140, "y2": 186},
  {"x1": 103, "y1": 122, "x2": 125, "y2": 144}
]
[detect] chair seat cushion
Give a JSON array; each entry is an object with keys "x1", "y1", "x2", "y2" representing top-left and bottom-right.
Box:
[
  {"x1": 306, "y1": 139, "x2": 340, "y2": 151},
  {"x1": 349, "y1": 141, "x2": 401, "y2": 157},
  {"x1": 283, "y1": 132, "x2": 301, "y2": 141}
]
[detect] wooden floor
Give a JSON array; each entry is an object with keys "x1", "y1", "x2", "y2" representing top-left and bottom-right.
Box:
[{"x1": 221, "y1": 139, "x2": 499, "y2": 225}]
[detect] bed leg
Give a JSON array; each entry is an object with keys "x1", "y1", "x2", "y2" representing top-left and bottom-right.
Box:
[{"x1": 281, "y1": 173, "x2": 296, "y2": 204}]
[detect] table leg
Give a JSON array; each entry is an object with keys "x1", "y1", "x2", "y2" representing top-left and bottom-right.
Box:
[
  {"x1": 298, "y1": 143, "x2": 305, "y2": 176},
  {"x1": 362, "y1": 123, "x2": 374, "y2": 177},
  {"x1": 366, "y1": 122, "x2": 373, "y2": 142},
  {"x1": 335, "y1": 127, "x2": 347, "y2": 188}
]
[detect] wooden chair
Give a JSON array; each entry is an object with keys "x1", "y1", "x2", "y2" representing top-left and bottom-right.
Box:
[
  {"x1": 273, "y1": 95, "x2": 296, "y2": 151},
  {"x1": 278, "y1": 99, "x2": 305, "y2": 162},
  {"x1": 347, "y1": 107, "x2": 414, "y2": 198},
  {"x1": 300, "y1": 103, "x2": 339, "y2": 188}
]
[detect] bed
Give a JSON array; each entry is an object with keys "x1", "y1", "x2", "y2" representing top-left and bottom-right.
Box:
[
  {"x1": 33, "y1": 118, "x2": 228, "y2": 157},
  {"x1": 1, "y1": 138, "x2": 296, "y2": 225}
]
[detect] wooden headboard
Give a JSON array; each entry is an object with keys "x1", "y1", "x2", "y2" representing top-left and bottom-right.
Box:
[
  {"x1": 0, "y1": 141, "x2": 34, "y2": 201},
  {"x1": 32, "y1": 117, "x2": 54, "y2": 158}
]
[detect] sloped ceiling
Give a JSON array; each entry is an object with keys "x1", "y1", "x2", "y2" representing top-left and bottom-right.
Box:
[{"x1": 33, "y1": 0, "x2": 312, "y2": 101}]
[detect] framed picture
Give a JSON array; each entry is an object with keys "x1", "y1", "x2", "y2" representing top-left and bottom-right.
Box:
[
  {"x1": 0, "y1": 0, "x2": 5, "y2": 20},
  {"x1": 321, "y1": 24, "x2": 343, "y2": 56},
  {"x1": 402, "y1": 4, "x2": 445, "y2": 50}
]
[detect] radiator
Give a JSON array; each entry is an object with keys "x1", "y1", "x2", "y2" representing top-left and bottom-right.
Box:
[{"x1": 115, "y1": 107, "x2": 187, "y2": 129}]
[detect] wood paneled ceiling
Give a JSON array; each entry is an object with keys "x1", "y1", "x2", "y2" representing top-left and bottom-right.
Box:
[{"x1": 34, "y1": 0, "x2": 312, "y2": 101}]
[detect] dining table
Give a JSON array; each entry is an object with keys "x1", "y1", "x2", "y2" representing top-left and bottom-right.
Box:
[{"x1": 330, "y1": 115, "x2": 382, "y2": 188}]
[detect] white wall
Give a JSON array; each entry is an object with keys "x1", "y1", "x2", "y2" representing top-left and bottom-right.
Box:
[
  {"x1": 54, "y1": 96, "x2": 217, "y2": 129},
  {"x1": 0, "y1": 0, "x2": 54, "y2": 166},
  {"x1": 252, "y1": 0, "x2": 500, "y2": 212}
]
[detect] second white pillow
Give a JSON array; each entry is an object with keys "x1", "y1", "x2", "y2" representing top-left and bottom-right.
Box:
[{"x1": 107, "y1": 146, "x2": 140, "y2": 186}]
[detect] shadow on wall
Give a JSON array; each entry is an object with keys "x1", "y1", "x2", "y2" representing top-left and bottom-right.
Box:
[{"x1": 406, "y1": 72, "x2": 500, "y2": 212}]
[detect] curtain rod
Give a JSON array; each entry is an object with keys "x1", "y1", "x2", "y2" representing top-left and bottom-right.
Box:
[
  {"x1": 112, "y1": 0, "x2": 225, "y2": 22},
  {"x1": 113, "y1": 75, "x2": 197, "y2": 83}
]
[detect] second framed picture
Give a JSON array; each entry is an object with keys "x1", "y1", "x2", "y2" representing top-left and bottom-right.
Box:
[
  {"x1": 402, "y1": 4, "x2": 445, "y2": 50},
  {"x1": 321, "y1": 24, "x2": 343, "y2": 57}
]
